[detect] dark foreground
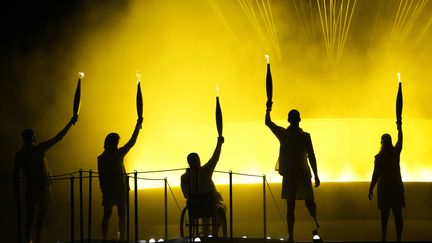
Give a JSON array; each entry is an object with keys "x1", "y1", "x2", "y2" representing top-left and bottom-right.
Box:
[{"x1": 59, "y1": 237, "x2": 431, "y2": 243}]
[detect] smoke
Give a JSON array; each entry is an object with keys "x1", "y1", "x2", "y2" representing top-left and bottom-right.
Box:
[
  {"x1": 2, "y1": 0, "x2": 432, "y2": 180},
  {"x1": 264, "y1": 0, "x2": 432, "y2": 119}
]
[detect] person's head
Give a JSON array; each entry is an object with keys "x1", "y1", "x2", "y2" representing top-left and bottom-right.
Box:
[
  {"x1": 288, "y1": 109, "x2": 301, "y2": 126},
  {"x1": 380, "y1": 133, "x2": 393, "y2": 151},
  {"x1": 21, "y1": 128, "x2": 35, "y2": 143},
  {"x1": 104, "y1": 133, "x2": 120, "y2": 150},
  {"x1": 187, "y1": 152, "x2": 201, "y2": 169}
]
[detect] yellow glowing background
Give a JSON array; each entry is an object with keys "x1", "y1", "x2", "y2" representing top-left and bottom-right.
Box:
[{"x1": 12, "y1": 0, "x2": 432, "y2": 187}]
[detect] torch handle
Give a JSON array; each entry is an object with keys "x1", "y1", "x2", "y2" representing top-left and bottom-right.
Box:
[
  {"x1": 266, "y1": 63, "x2": 273, "y2": 102},
  {"x1": 396, "y1": 82, "x2": 403, "y2": 123},
  {"x1": 73, "y1": 79, "x2": 81, "y2": 123},
  {"x1": 216, "y1": 97, "x2": 223, "y2": 137}
]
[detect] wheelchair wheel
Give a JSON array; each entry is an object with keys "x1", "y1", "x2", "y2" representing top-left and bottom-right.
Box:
[
  {"x1": 180, "y1": 206, "x2": 190, "y2": 237},
  {"x1": 180, "y1": 206, "x2": 209, "y2": 238},
  {"x1": 180, "y1": 206, "x2": 201, "y2": 237},
  {"x1": 180, "y1": 205, "x2": 227, "y2": 238}
]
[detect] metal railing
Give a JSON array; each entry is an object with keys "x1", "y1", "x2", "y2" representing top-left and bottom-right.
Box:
[{"x1": 7, "y1": 168, "x2": 285, "y2": 242}]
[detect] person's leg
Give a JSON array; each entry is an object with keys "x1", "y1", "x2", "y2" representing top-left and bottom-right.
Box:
[
  {"x1": 102, "y1": 206, "x2": 113, "y2": 240},
  {"x1": 305, "y1": 200, "x2": 320, "y2": 228},
  {"x1": 380, "y1": 208, "x2": 390, "y2": 242},
  {"x1": 213, "y1": 202, "x2": 227, "y2": 237},
  {"x1": 34, "y1": 207, "x2": 47, "y2": 243},
  {"x1": 202, "y1": 217, "x2": 211, "y2": 236},
  {"x1": 118, "y1": 204, "x2": 126, "y2": 240},
  {"x1": 286, "y1": 200, "x2": 296, "y2": 242},
  {"x1": 392, "y1": 208, "x2": 403, "y2": 242},
  {"x1": 25, "y1": 204, "x2": 36, "y2": 243}
]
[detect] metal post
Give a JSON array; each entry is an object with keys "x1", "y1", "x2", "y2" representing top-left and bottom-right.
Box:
[
  {"x1": 16, "y1": 176, "x2": 22, "y2": 243},
  {"x1": 263, "y1": 175, "x2": 267, "y2": 240},
  {"x1": 229, "y1": 170, "x2": 233, "y2": 239},
  {"x1": 88, "y1": 170, "x2": 93, "y2": 242},
  {"x1": 127, "y1": 175, "x2": 130, "y2": 242},
  {"x1": 79, "y1": 169, "x2": 84, "y2": 243},
  {"x1": 134, "y1": 171, "x2": 138, "y2": 243},
  {"x1": 70, "y1": 176, "x2": 75, "y2": 243},
  {"x1": 164, "y1": 178, "x2": 168, "y2": 240}
]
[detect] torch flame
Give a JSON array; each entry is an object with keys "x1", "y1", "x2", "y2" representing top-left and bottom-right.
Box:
[
  {"x1": 397, "y1": 72, "x2": 401, "y2": 83},
  {"x1": 264, "y1": 54, "x2": 270, "y2": 64},
  {"x1": 136, "y1": 69, "x2": 142, "y2": 84},
  {"x1": 78, "y1": 72, "x2": 85, "y2": 79},
  {"x1": 216, "y1": 82, "x2": 220, "y2": 97}
]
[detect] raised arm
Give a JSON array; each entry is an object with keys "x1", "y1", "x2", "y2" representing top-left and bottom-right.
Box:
[
  {"x1": 265, "y1": 110, "x2": 273, "y2": 127},
  {"x1": 39, "y1": 116, "x2": 78, "y2": 151},
  {"x1": 119, "y1": 117, "x2": 143, "y2": 154},
  {"x1": 202, "y1": 136, "x2": 224, "y2": 171},
  {"x1": 265, "y1": 102, "x2": 285, "y2": 140},
  {"x1": 395, "y1": 121, "x2": 403, "y2": 152}
]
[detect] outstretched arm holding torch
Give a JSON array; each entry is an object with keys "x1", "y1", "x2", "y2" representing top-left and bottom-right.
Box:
[{"x1": 368, "y1": 72, "x2": 405, "y2": 242}]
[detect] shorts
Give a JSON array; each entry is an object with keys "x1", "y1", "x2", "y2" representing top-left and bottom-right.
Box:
[{"x1": 281, "y1": 176, "x2": 314, "y2": 201}]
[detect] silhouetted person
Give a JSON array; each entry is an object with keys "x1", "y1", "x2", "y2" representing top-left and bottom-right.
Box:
[
  {"x1": 14, "y1": 115, "x2": 78, "y2": 243},
  {"x1": 369, "y1": 121, "x2": 404, "y2": 242},
  {"x1": 265, "y1": 104, "x2": 320, "y2": 242},
  {"x1": 181, "y1": 136, "x2": 225, "y2": 235},
  {"x1": 98, "y1": 117, "x2": 143, "y2": 241}
]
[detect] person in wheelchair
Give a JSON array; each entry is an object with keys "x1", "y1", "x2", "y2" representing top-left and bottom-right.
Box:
[{"x1": 181, "y1": 136, "x2": 226, "y2": 236}]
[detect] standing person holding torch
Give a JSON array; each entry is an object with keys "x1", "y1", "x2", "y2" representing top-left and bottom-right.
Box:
[
  {"x1": 97, "y1": 72, "x2": 144, "y2": 241},
  {"x1": 263, "y1": 55, "x2": 320, "y2": 242},
  {"x1": 369, "y1": 73, "x2": 405, "y2": 242},
  {"x1": 14, "y1": 72, "x2": 82, "y2": 243},
  {"x1": 14, "y1": 116, "x2": 78, "y2": 243}
]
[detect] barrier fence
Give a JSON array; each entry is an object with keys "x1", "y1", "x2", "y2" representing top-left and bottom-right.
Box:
[{"x1": 5, "y1": 168, "x2": 286, "y2": 243}]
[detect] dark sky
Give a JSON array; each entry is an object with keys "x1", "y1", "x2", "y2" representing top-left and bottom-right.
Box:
[
  {"x1": 1, "y1": 1, "x2": 86, "y2": 69},
  {"x1": 0, "y1": 0, "x2": 76, "y2": 165},
  {"x1": 0, "y1": 1, "x2": 130, "y2": 175}
]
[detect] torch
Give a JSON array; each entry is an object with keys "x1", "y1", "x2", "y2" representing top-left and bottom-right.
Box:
[
  {"x1": 136, "y1": 70, "x2": 143, "y2": 125},
  {"x1": 265, "y1": 54, "x2": 273, "y2": 111},
  {"x1": 396, "y1": 72, "x2": 403, "y2": 124},
  {"x1": 216, "y1": 83, "x2": 223, "y2": 137},
  {"x1": 73, "y1": 72, "x2": 84, "y2": 124}
]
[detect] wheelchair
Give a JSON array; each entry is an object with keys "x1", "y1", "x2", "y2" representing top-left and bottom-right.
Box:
[{"x1": 180, "y1": 193, "x2": 227, "y2": 238}]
